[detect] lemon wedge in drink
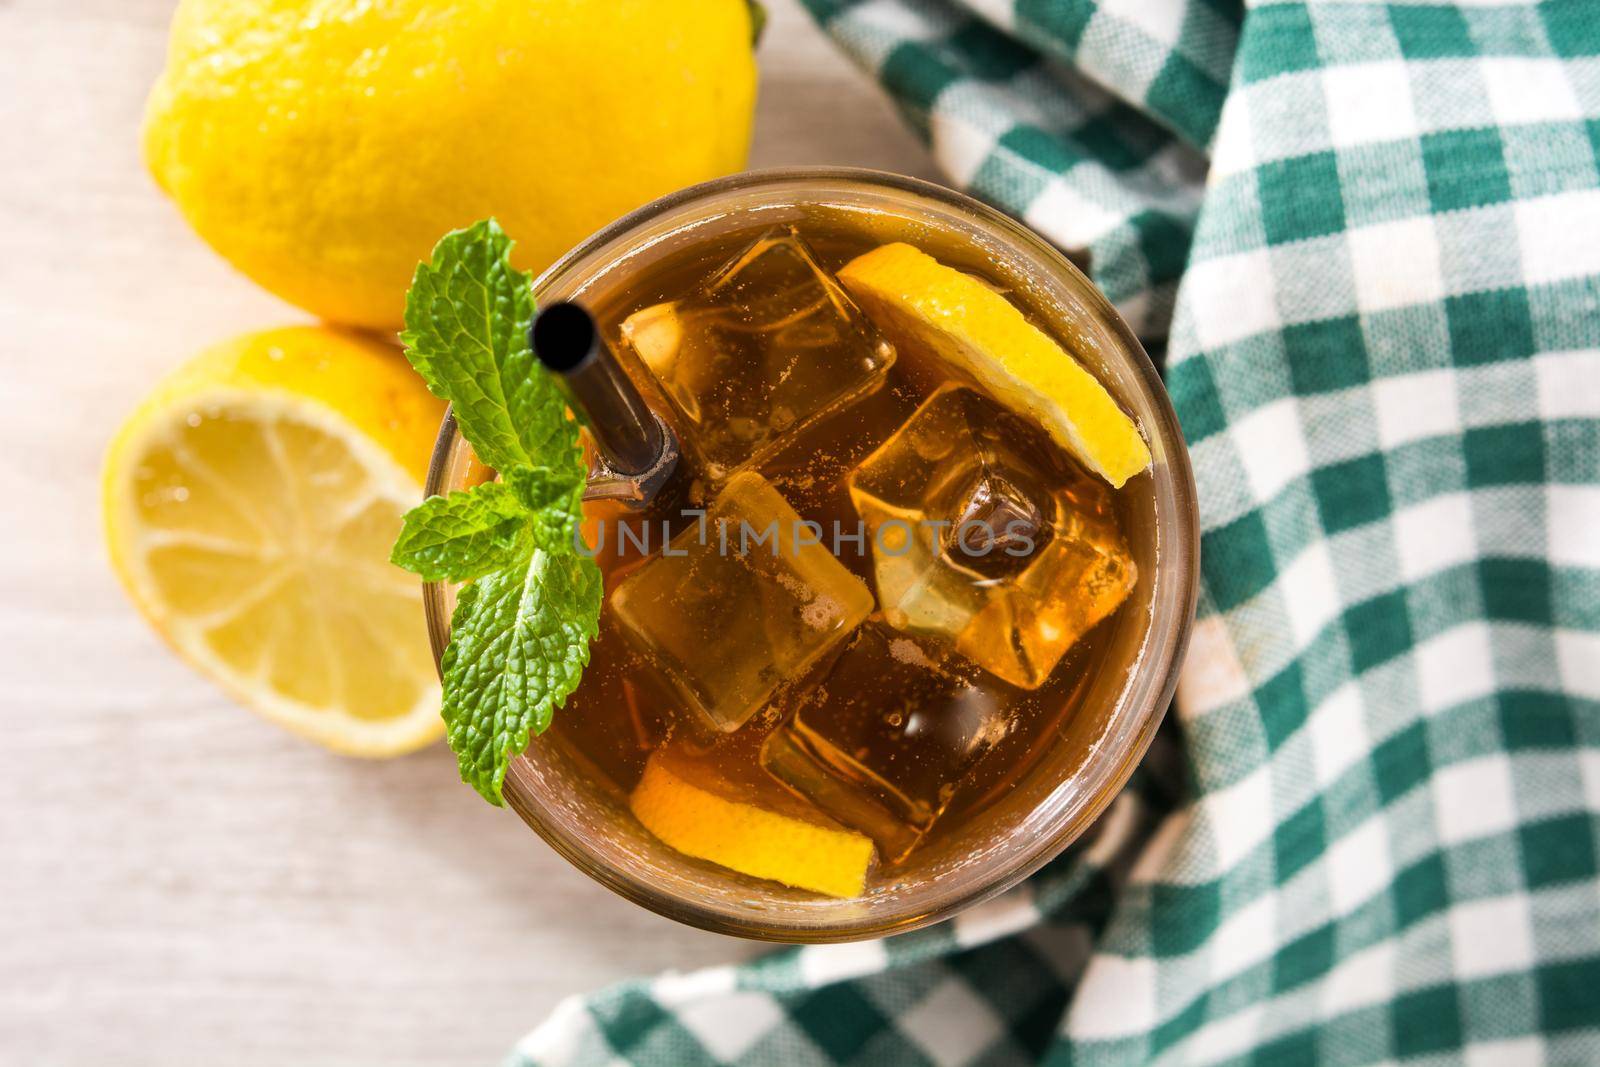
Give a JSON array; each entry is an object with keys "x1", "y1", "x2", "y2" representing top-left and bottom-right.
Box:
[
  {"x1": 103, "y1": 327, "x2": 446, "y2": 756},
  {"x1": 631, "y1": 748, "x2": 874, "y2": 898},
  {"x1": 838, "y1": 243, "x2": 1151, "y2": 487}
]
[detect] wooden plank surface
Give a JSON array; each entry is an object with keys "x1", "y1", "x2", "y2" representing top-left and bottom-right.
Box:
[{"x1": 0, "y1": 2, "x2": 935, "y2": 1063}]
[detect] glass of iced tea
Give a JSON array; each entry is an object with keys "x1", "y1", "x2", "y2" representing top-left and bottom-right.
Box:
[{"x1": 423, "y1": 168, "x2": 1197, "y2": 941}]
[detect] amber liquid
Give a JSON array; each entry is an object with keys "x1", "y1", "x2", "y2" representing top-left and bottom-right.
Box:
[{"x1": 545, "y1": 209, "x2": 1145, "y2": 883}]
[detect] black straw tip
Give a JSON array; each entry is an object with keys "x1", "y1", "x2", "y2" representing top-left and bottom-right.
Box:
[{"x1": 532, "y1": 302, "x2": 597, "y2": 374}]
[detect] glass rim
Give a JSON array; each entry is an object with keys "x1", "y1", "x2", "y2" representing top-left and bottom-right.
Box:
[{"x1": 422, "y1": 166, "x2": 1199, "y2": 942}]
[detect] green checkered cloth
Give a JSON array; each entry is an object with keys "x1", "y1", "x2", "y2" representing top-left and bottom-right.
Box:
[{"x1": 510, "y1": 0, "x2": 1600, "y2": 1062}]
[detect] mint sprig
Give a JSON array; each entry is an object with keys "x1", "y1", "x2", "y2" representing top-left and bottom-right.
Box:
[{"x1": 393, "y1": 220, "x2": 601, "y2": 806}]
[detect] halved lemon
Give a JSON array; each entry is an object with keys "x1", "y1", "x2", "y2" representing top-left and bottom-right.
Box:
[
  {"x1": 838, "y1": 242, "x2": 1151, "y2": 487},
  {"x1": 103, "y1": 327, "x2": 446, "y2": 756}
]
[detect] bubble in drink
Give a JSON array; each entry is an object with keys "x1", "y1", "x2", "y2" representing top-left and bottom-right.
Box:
[
  {"x1": 618, "y1": 227, "x2": 895, "y2": 479},
  {"x1": 847, "y1": 384, "x2": 1136, "y2": 689},
  {"x1": 761, "y1": 620, "x2": 1015, "y2": 860},
  {"x1": 611, "y1": 471, "x2": 874, "y2": 733}
]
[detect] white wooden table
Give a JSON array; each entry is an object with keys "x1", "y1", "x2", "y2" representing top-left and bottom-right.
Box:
[{"x1": 0, "y1": 3, "x2": 935, "y2": 1063}]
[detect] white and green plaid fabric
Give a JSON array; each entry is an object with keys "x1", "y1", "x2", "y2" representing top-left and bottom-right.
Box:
[{"x1": 511, "y1": 0, "x2": 1600, "y2": 1063}]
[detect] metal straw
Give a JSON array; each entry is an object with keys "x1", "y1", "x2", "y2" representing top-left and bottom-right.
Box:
[{"x1": 531, "y1": 301, "x2": 679, "y2": 506}]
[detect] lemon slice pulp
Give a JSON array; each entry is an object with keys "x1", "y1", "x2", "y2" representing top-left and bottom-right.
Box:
[{"x1": 104, "y1": 327, "x2": 445, "y2": 756}]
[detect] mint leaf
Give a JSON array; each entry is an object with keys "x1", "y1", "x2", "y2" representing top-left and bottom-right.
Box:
[
  {"x1": 506, "y1": 466, "x2": 587, "y2": 553},
  {"x1": 391, "y1": 482, "x2": 533, "y2": 582},
  {"x1": 401, "y1": 219, "x2": 582, "y2": 477},
  {"x1": 506, "y1": 464, "x2": 582, "y2": 511},
  {"x1": 441, "y1": 549, "x2": 602, "y2": 805}
]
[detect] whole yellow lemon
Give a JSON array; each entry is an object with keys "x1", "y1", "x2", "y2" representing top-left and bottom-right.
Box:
[{"x1": 144, "y1": 0, "x2": 759, "y2": 331}]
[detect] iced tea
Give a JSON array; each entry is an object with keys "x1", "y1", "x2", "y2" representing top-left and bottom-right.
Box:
[
  {"x1": 553, "y1": 216, "x2": 1141, "y2": 886},
  {"x1": 424, "y1": 170, "x2": 1196, "y2": 938}
]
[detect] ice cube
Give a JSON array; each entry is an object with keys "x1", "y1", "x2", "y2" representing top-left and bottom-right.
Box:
[
  {"x1": 847, "y1": 384, "x2": 1136, "y2": 689},
  {"x1": 761, "y1": 620, "x2": 1014, "y2": 860},
  {"x1": 618, "y1": 228, "x2": 895, "y2": 480},
  {"x1": 611, "y1": 471, "x2": 875, "y2": 733}
]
